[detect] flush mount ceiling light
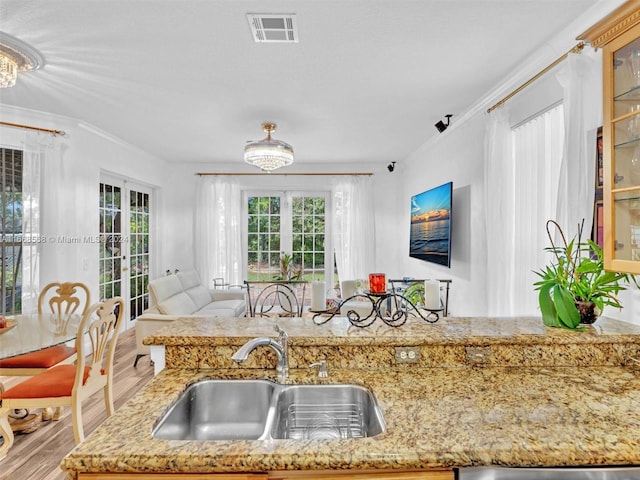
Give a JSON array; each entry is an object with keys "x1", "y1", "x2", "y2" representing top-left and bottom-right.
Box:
[
  {"x1": 435, "y1": 114, "x2": 453, "y2": 133},
  {"x1": 0, "y1": 32, "x2": 44, "y2": 88},
  {"x1": 244, "y1": 122, "x2": 294, "y2": 172}
]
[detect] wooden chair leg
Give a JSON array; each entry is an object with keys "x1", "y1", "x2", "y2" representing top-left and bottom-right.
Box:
[
  {"x1": 104, "y1": 382, "x2": 115, "y2": 416},
  {"x1": 0, "y1": 406, "x2": 15, "y2": 459},
  {"x1": 53, "y1": 406, "x2": 64, "y2": 421},
  {"x1": 71, "y1": 395, "x2": 84, "y2": 444}
]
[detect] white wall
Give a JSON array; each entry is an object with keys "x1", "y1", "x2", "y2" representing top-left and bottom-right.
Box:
[{"x1": 398, "y1": 114, "x2": 487, "y2": 316}]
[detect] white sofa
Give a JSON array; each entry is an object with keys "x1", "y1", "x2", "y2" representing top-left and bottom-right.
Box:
[{"x1": 134, "y1": 270, "x2": 246, "y2": 366}]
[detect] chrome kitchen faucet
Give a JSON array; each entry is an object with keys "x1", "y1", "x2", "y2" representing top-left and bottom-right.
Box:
[{"x1": 231, "y1": 324, "x2": 289, "y2": 379}]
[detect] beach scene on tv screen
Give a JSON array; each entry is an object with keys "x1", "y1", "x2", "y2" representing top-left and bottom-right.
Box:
[{"x1": 410, "y1": 182, "x2": 451, "y2": 266}]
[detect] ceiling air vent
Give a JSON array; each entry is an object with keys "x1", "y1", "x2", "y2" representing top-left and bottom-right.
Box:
[{"x1": 247, "y1": 14, "x2": 298, "y2": 43}]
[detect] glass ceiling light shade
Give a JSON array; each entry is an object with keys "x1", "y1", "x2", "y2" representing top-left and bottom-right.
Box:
[
  {"x1": 0, "y1": 53, "x2": 17, "y2": 88},
  {"x1": 244, "y1": 122, "x2": 294, "y2": 172},
  {"x1": 0, "y1": 32, "x2": 44, "y2": 88}
]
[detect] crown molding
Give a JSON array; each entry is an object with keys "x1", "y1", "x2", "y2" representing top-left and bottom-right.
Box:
[{"x1": 578, "y1": 0, "x2": 640, "y2": 47}]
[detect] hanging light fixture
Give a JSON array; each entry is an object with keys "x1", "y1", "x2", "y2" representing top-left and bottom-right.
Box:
[
  {"x1": 244, "y1": 122, "x2": 294, "y2": 172},
  {"x1": 0, "y1": 53, "x2": 17, "y2": 88},
  {"x1": 0, "y1": 32, "x2": 44, "y2": 88}
]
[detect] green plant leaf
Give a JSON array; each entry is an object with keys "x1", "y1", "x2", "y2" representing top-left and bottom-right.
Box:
[
  {"x1": 538, "y1": 284, "x2": 560, "y2": 328},
  {"x1": 552, "y1": 285, "x2": 580, "y2": 329}
]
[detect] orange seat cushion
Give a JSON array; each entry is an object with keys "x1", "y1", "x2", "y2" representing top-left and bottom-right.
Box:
[
  {"x1": 0, "y1": 365, "x2": 92, "y2": 399},
  {"x1": 0, "y1": 345, "x2": 76, "y2": 368}
]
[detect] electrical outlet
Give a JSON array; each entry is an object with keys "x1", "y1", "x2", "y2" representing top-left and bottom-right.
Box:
[
  {"x1": 395, "y1": 346, "x2": 420, "y2": 363},
  {"x1": 465, "y1": 346, "x2": 491, "y2": 365}
]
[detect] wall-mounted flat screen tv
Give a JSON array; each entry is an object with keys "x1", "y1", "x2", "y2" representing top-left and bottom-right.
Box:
[{"x1": 409, "y1": 181, "x2": 452, "y2": 267}]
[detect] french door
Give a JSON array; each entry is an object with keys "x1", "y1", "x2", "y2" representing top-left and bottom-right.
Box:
[{"x1": 99, "y1": 176, "x2": 152, "y2": 330}]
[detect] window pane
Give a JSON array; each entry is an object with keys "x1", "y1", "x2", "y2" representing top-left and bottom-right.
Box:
[
  {"x1": 300, "y1": 234, "x2": 309, "y2": 250},
  {"x1": 248, "y1": 197, "x2": 258, "y2": 214},
  {"x1": 269, "y1": 197, "x2": 280, "y2": 214},
  {"x1": 303, "y1": 252, "x2": 313, "y2": 267},
  {"x1": 248, "y1": 215, "x2": 258, "y2": 232},
  {"x1": 304, "y1": 197, "x2": 314, "y2": 211},
  {"x1": 292, "y1": 197, "x2": 303, "y2": 214},
  {"x1": 293, "y1": 234, "x2": 302, "y2": 251},
  {"x1": 259, "y1": 216, "x2": 270, "y2": 231},
  {"x1": 248, "y1": 233, "x2": 259, "y2": 250},
  {"x1": 303, "y1": 216, "x2": 313, "y2": 233},
  {"x1": 0, "y1": 148, "x2": 23, "y2": 314}
]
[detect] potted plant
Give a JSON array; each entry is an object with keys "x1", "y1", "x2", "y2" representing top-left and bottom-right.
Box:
[
  {"x1": 273, "y1": 252, "x2": 303, "y2": 281},
  {"x1": 403, "y1": 283, "x2": 424, "y2": 306},
  {"x1": 534, "y1": 219, "x2": 637, "y2": 329}
]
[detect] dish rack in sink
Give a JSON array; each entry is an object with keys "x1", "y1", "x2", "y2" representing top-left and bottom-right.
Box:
[{"x1": 281, "y1": 403, "x2": 367, "y2": 440}]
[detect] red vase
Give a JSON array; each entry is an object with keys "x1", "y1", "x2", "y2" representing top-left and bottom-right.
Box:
[{"x1": 369, "y1": 273, "x2": 386, "y2": 294}]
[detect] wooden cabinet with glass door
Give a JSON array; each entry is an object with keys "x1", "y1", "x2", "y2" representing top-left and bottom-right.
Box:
[{"x1": 579, "y1": 1, "x2": 640, "y2": 273}]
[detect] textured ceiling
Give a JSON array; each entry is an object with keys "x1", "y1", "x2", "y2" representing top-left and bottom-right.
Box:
[{"x1": 0, "y1": 0, "x2": 608, "y2": 165}]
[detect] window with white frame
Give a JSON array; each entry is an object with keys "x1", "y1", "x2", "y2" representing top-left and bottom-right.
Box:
[{"x1": 245, "y1": 192, "x2": 331, "y2": 283}]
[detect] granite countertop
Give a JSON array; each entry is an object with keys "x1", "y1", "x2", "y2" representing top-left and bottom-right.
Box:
[
  {"x1": 143, "y1": 315, "x2": 640, "y2": 347},
  {"x1": 60, "y1": 316, "x2": 640, "y2": 477},
  {"x1": 61, "y1": 364, "x2": 640, "y2": 476}
]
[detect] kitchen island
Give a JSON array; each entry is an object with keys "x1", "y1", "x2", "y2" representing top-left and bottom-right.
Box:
[{"x1": 60, "y1": 316, "x2": 640, "y2": 479}]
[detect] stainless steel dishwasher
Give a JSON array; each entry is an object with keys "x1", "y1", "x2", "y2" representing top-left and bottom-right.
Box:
[{"x1": 457, "y1": 466, "x2": 640, "y2": 479}]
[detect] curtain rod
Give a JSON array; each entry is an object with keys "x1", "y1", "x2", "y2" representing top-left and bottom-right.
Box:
[
  {"x1": 0, "y1": 121, "x2": 66, "y2": 136},
  {"x1": 196, "y1": 172, "x2": 373, "y2": 176},
  {"x1": 487, "y1": 42, "x2": 585, "y2": 114}
]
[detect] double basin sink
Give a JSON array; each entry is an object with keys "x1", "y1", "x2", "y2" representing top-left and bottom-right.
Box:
[{"x1": 152, "y1": 379, "x2": 386, "y2": 441}]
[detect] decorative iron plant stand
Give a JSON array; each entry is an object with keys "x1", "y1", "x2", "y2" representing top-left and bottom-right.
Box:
[{"x1": 311, "y1": 290, "x2": 443, "y2": 328}]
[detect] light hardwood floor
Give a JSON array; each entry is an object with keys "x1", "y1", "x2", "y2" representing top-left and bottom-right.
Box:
[{"x1": 0, "y1": 328, "x2": 155, "y2": 480}]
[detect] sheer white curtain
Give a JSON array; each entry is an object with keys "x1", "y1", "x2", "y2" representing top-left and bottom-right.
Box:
[
  {"x1": 485, "y1": 105, "x2": 565, "y2": 316},
  {"x1": 194, "y1": 176, "x2": 243, "y2": 288},
  {"x1": 332, "y1": 176, "x2": 375, "y2": 283},
  {"x1": 484, "y1": 107, "x2": 515, "y2": 316},
  {"x1": 512, "y1": 105, "x2": 565, "y2": 315},
  {"x1": 484, "y1": 51, "x2": 600, "y2": 317},
  {"x1": 21, "y1": 131, "x2": 63, "y2": 313},
  {"x1": 555, "y1": 51, "x2": 602, "y2": 240}
]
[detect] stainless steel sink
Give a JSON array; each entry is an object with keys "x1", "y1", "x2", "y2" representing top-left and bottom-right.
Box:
[
  {"x1": 270, "y1": 384, "x2": 386, "y2": 440},
  {"x1": 152, "y1": 379, "x2": 276, "y2": 440},
  {"x1": 152, "y1": 380, "x2": 385, "y2": 441}
]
